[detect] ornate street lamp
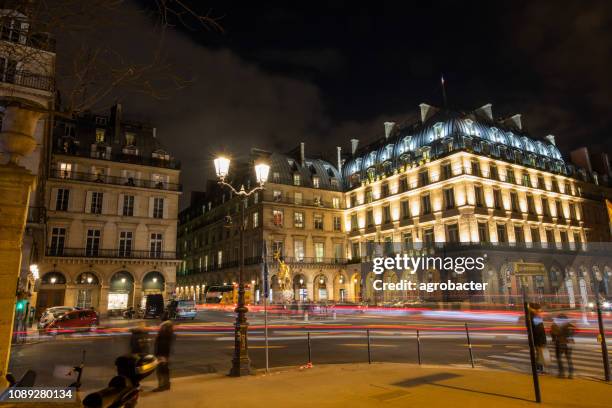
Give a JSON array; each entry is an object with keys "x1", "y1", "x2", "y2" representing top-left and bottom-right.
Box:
[{"x1": 214, "y1": 155, "x2": 269, "y2": 376}]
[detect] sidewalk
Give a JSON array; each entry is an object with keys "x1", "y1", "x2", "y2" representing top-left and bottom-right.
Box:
[{"x1": 139, "y1": 363, "x2": 611, "y2": 408}]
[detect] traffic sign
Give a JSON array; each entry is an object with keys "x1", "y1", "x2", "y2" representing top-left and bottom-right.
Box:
[{"x1": 513, "y1": 262, "x2": 546, "y2": 276}]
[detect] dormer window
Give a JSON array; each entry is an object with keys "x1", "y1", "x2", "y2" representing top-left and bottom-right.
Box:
[
  {"x1": 464, "y1": 119, "x2": 475, "y2": 135},
  {"x1": 293, "y1": 173, "x2": 301, "y2": 186},
  {"x1": 125, "y1": 132, "x2": 136, "y2": 146},
  {"x1": 433, "y1": 122, "x2": 443, "y2": 139},
  {"x1": 152, "y1": 150, "x2": 170, "y2": 161},
  {"x1": 312, "y1": 176, "x2": 320, "y2": 188}
]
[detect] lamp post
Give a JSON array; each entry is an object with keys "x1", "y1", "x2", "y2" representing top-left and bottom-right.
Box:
[{"x1": 214, "y1": 156, "x2": 269, "y2": 377}]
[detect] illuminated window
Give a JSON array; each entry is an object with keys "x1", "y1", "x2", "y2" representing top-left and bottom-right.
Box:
[
  {"x1": 293, "y1": 173, "x2": 301, "y2": 186},
  {"x1": 333, "y1": 216, "x2": 342, "y2": 231},
  {"x1": 125, "y1": 132, "x2": 136, "y2": 146},
  {"x1": 332, "y1": 197, "x2": 340, "y2": 209},
  {"x1": 58, "y1": 162, "x2": 72, "y2": 178},
  {"x1": 314, "y1": 242, "x2": 324, "y2": 262},
  {"x1": 312, "y1": 176, "x2": 320, "y2": 188},
  {"x1": 293, "y1": 211, "x2": 304, "y2": 228},
  {"x1": 95, "y1": 128, "x2": 106, "y2": 143},
  {"x1": 272, "y1": 209, "x2": 283, "y2": 226},
  {"x1": 294, "y1": 240, "x2": 305, "y2": 261}
]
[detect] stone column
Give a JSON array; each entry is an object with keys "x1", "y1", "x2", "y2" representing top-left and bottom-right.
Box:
[
  {"x1": 98, "y1": 285, "x2": 110, "y2": 317},
  {"x1": 0, "y1": 165, "x2": 35, "y2": 384},
  {"x1": 0, "y1": 104, "x2": 42, "y2": 385}
]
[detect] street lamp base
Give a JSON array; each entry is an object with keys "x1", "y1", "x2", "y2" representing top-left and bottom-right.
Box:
[
  {"x1": 229, "y1": 357, "x2": 252, "y2": 377},
  {"x1": 229, "y1": 320, "x2": 252, "y2": 377}
]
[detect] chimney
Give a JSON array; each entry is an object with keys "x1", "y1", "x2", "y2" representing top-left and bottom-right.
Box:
[
  {"x1": 300, "y1": 142, "x2": 305, "y2": 167},
  {"x1": 510, "y1": 114, "x2": 522, "y2": 130},
  {"x1": 152, "y1": 127, "x2": 157, "y2": 138},
  {"x1": 476, "y1": 103, "x2": 493, "y2": 120},
  {"x1": 545, "y1": 134, "x2": 556, "y2": 146},
  {"x1": 336, "y1": 146, "x2": 342, "y2": 173},
  {"x1": 570, "y1": 147, "x2": 592, "y2": 172},
  {"x1": 419, "y1": 103, "x2": 434, "y2": 123},
  {"x1": 384, "y1": 122, "x2": 395, "y2": 139},
  {"x1": 350, "y1": 138, "x2": 359, "y2": 155},
  {"x1": 110, "y1": 103, "x2": 122, "y2": 143}
]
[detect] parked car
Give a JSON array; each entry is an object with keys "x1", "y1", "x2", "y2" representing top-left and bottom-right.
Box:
[
  {"x1": 45, "y1": 309, "x2": 99, "y2": 333},
  {"x1": 38, "y1": 306, "x2": 75, "y2": 330},
  {"x1": 144, "y1": 294, "x2": 164, "y2": 319},
  {"x1": 176, "y1": 300, "x2": 197, "y2": 319}
]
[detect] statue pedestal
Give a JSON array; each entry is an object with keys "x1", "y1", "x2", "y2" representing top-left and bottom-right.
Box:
[{"x1": 0, "y1": 164, "x2": 35, "y2": 385}]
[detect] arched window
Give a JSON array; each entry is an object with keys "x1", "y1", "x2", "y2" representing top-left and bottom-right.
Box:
[{"x1": 41, "y1": 272, "x2": 66, "y2": 285}]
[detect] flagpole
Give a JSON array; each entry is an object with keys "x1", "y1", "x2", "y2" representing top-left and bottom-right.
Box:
[{"x1": 441, "y1": 74, "x2": 448, "y2": 107}]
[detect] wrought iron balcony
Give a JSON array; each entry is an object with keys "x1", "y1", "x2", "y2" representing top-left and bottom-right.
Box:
[
  {"x1": 0, "y1": 70, "x2": 54, "y2": 92},
  {"x1": 46, "y1": 247, "x2": 177, "y2": 260},
  {"x1": 50, "y1": 169, "x2": 182, "y2": 191}
]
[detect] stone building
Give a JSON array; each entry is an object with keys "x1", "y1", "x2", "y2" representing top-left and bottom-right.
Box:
[
  {"x1": 177, "y1": 147, "x2": 347, "y2": 303},
  {"x1": 36, "y1": 104, "x2": 181, "y2": 316},
  {"x1": 0, "y1": 5, "x2": 55, "y2": 324},
  {"x1": 177, "y1": 103, "x2": 612, "y2": 307}
]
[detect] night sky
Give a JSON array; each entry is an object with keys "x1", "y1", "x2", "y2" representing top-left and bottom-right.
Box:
[{"x1": 58, "y1": 1, "x2": 612, "y2": 204}]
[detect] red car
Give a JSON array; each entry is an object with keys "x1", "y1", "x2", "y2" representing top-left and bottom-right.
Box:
[{"x1": 46, "y1": 309, "x2": 99, "y2": 333}]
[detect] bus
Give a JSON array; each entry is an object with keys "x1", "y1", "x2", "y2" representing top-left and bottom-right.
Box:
[{"x1": 204, "y1": 284, "x2": 252, "y2": 304}]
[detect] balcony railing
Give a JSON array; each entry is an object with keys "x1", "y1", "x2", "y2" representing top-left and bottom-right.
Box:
[
  {"x1": 50, "y1": 169, "x2": 182, "y2": 192},
  {"x1": 262, "y1": 192, "x2": 344, "y2": 209},
  {"x1": 0, "y1": 70, "x2": 54, "y2": 92},
  {"x1": 46, "y1": 247, "x2": 177, "y2": 260},
  {"x1": 54, "y1": 147, "x2": 181, "y2": 170}
]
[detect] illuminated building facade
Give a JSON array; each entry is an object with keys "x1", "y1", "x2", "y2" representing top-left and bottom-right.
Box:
[
  {"x1": 178, "y1": 103, "x2": 612, "y2": 306},
  {"x1": 36, "y1": 105, "x2": 181, "y2": 316}
]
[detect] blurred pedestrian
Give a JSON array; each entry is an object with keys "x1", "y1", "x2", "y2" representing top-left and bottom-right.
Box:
[
  {"x1": 551, "y1": 314, "x2": 575, "y2": 378},
  {"x1": 530, "y1": 305, "x2": 548, "y2": 374},
  {"x1": 154, "y1": 320, "x2": 175, "y2": 392},
  {"x1": 129, "y1": 321, "x2": 150, "y2": 355}
]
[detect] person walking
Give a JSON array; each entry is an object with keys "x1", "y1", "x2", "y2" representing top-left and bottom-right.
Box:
[
  {"x1": 551, "y1": 314, "x2": 575, "y2": 378},
  {"x1": 154, "y1": 320, "x2": 175, "y2": 392},
  {"x1": 531, "y1": 306, "x2": 548, "y2": 374}
]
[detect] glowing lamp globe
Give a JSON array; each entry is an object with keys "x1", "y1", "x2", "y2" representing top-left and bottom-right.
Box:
[
  {"x1": 214, "y1": 156, "x2": 231, "y2": 179},
  {"x1": 254, "y1": 162, "x2": 270, "y2": 184}
]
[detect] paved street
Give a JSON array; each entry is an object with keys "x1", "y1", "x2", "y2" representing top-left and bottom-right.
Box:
[{"x1": 9, "y1": 308, "x2": 611, "y2": 395}]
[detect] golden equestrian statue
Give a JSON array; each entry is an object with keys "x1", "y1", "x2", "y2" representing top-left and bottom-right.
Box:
[{"x1": 274, "y1": 251, "x2": 291, "y2": 291}]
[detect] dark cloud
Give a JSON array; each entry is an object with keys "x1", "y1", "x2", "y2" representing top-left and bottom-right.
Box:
[{"x1": 54, "y1": 1, "x2": 612, "y2": 207}]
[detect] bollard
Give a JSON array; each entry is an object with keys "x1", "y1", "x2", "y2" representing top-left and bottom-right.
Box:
[
  {"x1": 416, "y1": 329, "x2": 421, "y2": 365},
  {"x1": 367, "y1": 329, "x2": 372, "y2": 364},
  {"x1": 307, "y1": 331, "x2": 312, "y2": 364},
  {"x1": 596, "y1": 301, "x2": 610, "y2": 381},
  {"x1": 465, "y1": 322, "x2": 475, "y2": 368}
]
